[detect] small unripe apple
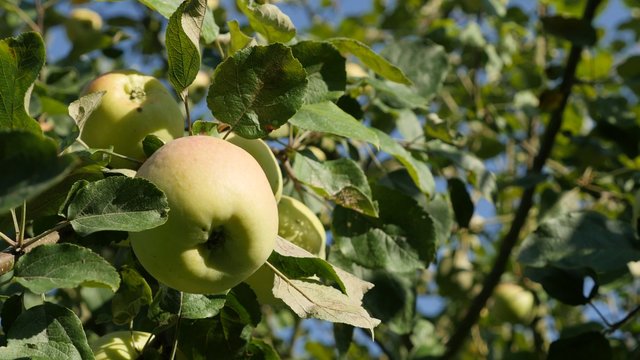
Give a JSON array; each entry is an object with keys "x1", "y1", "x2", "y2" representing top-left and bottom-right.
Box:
[
  {"x1": 91, "y1": 331, "x2": 151, "y2": 360},
  {"x1": 80, "y1": 70, "x2": 184, "y2": 169},
  {"x1": 226, "y1": 133, "x2": 283, "y2": 202},
  {"x1": 65, "y1": 8, "x2": 103, "y2": 45},
  {"x1": 129, "y1": 136, "x2": 278, "y2": 294},
  {"x1": 489, "y1": 283, "x2": 535, "y2": 325},
  {"x1": 245, "y1": 195, "x2": 326, "y2": 305}
]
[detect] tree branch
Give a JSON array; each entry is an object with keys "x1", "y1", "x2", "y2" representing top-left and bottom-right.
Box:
[
  {"x1": 0, "y1": 230, "x2": 63, "y2": 275},
  {"x1": 441, "y1": 1, "x2": 603, "y2": 358}
]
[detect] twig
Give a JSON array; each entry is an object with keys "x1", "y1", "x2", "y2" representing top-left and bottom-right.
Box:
[
  {"x1": 0, "y1": 231, "x2": 16, "y2": 247},
  {"x1": 0, "y1": 230, "x2": 61, "y2": 275},
  {"x1": 441, "y1": 1, "x2": 603, "y2": 358},
  {"x1": 170, "y1": 291, "x2": 184, "y2": 360},
  {"x1": 10, "y1": 209, "x2": 20, "y2": 240},
  {"x1": 18, "y1": 201, "x2": 26, "y2": 247},
  {"x1": 588, "y1": 302, "x2": 613, "y2": 327},
  {"x1": 605, "y1": 304, "x2": 640, "y2": 334}
]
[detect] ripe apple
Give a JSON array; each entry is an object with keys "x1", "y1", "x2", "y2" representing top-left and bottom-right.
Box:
[
  {"x1": 65, "y1": 8, "x2": 102, "y2": 48},
  {"x1": 489, "y1": 283, "x2": 535, "y2": 325},
  {"x1": 226, "y1": 133, "x2": 283, "y2": 202},
  {"x1": 91, "y1": 331, "x2": 152, "y2": 360},
  {"x1": 80, "y1": 70, "x2": 184, "y2": 169},
  {"x1": 128, "y1": 136, "x2": 278, "y2": 294},
  {"x1": 245, "y1": 195, "x2": 326, "y2": 305}
]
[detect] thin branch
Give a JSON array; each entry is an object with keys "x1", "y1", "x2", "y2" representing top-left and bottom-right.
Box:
[
  {"x1": 441, "y1": 1, "x2": 603, "y2": 358},
  {"x1": 0, "y1": 231, "x2": 15, "y2": 246},
  {"x1": 0, "y1": 230, "x2": 62, "y2": 275},
  {"x1": 0, "y1": 2, "x2": 40, "y2": 32},
  {"x1": 18, "y1": 201, "x2": 26, "y2": 247},
  {"x1": 588, "y1": 302, "x2": 613, "y2": 327},
  {"x1": 10, "y1": 209, "x2": 20, "y2": 240},
  {"x1": 605, "y1": 304, "x2": 640, "y2": 334},
  {"x1": 170, "y1": 291, "x2": 184, "y2": 360}
]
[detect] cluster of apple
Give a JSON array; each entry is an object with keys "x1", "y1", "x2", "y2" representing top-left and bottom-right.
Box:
[{"x1": 79, "y1": 70, "x2": 326, "y2": 357}]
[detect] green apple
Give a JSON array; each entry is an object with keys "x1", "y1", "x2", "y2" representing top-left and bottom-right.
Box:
[
  {"x1": 245, "y1": 195, "x2": 326, "y2": 305},
  {"x1": 129, "y1": 136, "x2": 278, "y2": 294},
  {"x1": 436, "y1": 250, "x2": 474, "y2": 298},
  {"x1": 226, "y1": 133, "x2": 283, "y2": 202},
  {"x1": 91, "y1": 331, "x2": 152, "y2": 360},
  {"x1": 490, "y1": 283, "x2": 535, "y2": 325},
  {"x1": 80, "y1": 70, "x2": 184, "y2": 169},
  {"x1": 65, "y1": 8, "x2": 102, "y2": 46}
]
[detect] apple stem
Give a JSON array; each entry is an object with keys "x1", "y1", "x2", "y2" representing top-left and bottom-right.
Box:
[
  {"x1": 10, "y1": 209, "x2": 20, "y2": 241},
  {"x1": 0, "y1": 231, "x2": 16, "y2": 247},
  {"x1": 170, "y1": 291, "x2": 184, "y2": 360},
  {"x1": 17, "y1": 201, "x2": 26, "y2": 248},
  {"x1": 184, "y1": 92, "x2": 192, "y2": 136},
  {"x1": 264, "y1": 260, "x2": 316, "y2": 305},
  {"x1": 222, "y1": 127, "x2": 233, "y2": 140}
]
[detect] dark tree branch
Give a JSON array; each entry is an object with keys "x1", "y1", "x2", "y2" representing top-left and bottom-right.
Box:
[
  {"x1": 605, "y1": 305, "x2": 640, "y2": 334},
  {"x1": 441, "y1": 1, "x2": 603, "y2": 358}
]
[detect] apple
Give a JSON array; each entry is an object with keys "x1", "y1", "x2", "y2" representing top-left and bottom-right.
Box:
[
  {"x1": 80, "y1": 70, "x2": 184, "y2": 169},
  {"x1": 225, "y1": 133, "x2": 283, "y2": 202},
  {"x1": 489, "y1": 283, "x2": 535, "y2": 325},
  {"x1": 245, "y1": 195, "x2": 326, "y2": 305},
  {"x1": 91, "y1": 331, "x2": 152, "y2": 360},
  {"x1": 129, "y1": 136, "x2": 278, "y2": 294},
  {"x1": 436, "y1": 250, "x2": 474, "y2": 298},
  {"x1": 65, "y1": 8, "x2": 103, "y2": 47}
]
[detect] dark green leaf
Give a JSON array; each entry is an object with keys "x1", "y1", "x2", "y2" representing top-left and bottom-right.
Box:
[
  {"x1": 289, "y1": 102, "x2": 379, "y2": 146},
  {"x1": 0, "y1": 131, "x2": 77, "y2": 214},
  {"x1": 207, "y1": 44, "x2": 307, "y2": 138},
  {"x1": 292, "y1": 155, "x2": 378, "y2": 217},
  {"x1": 448, "y1": 178, "x2": 474, "y2": 228},
  {"x1": 291, "y1": 41, "x2": 346, "y2": 103},
  {"x1": 329, "y1": 38, "x2": 412, "y2": 85},
  {"x1": 524, "y1": 266, "x2": 597, "y2": 306},
  {"x1": 142, "y1": 134, "x2": 165, "y2": 157},
  {"x1": 111, "y1": 267, "x2": 153, "y2": 325},
  {"x1": 518, "y1": 211, "x2": 640, "y2": 283},
  {"x1": 0, "y1": 302, "x2": 93, "y2": 359},
  {"x1": 548, "y1": 331, "x2": 612, "y2": 360},
  {"x1": 237, "y1": 0, "x2": 296, "y2": 43},
  {"x1": 166, "y1": 0, "x2": 206, "y2": 96},
  {"x1": 68, "y1": 91, "x2": 105, "y2": 136},
  {"x1": 0, "y1": 32, "x2": 45, "y2": 135},
  {"x1": 542, "y1": 15, "x2": 597, "y2": 46},
  {"x1": 14, "y1": 243, "x2": 120, "y2": 293},
  {"x1": 0, "y1": 294, "x2": 22, "y2": 334},
  {"x1": 65, "y1": 176, "x2": 169, "y2": 236}
]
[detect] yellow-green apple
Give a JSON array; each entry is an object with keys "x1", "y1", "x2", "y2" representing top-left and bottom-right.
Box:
[
  {"x1": 245, "y1": 195, "x2": 326, "y2": 304},
  {"x1": 489, "y1": 283, "x2": 535, "y2": 325},
  {"x1": 129, "y1": 136, "x2": 278, "y2": 294},
  {"x1": 91, "y1": 331, "x2": 152, "y2": 360},
  {"x1": 225, "y1": 133, "x2": 283, "y2": 202},
  {"x1": 65, "y1": 8, "x2": 102, "y2": 48},
  {"x1": 79, "y1": 70, "x2": 184, "y2": 169}
]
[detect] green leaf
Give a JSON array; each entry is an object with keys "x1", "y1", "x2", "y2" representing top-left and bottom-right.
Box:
[
  {"x1": 518, "y1": 211, "x2": 640, "y2": 284},
  {"x1": 292, "y1": 155, "x2": 378, "y2": 217},
  {"x1": 68, "y1": 91, "x2": 105, "y2": 136},
  {"x1": 380, "y1": 39, "x2": 449, "y2": 100},
  {"x1": 329, "y1": 38, "x2": 412, "y2": 85},
  {"x1": 447, "y1": 178, "x2": 474, "y2": 228},
  {"x1": 617, "y1": 55, "x2": 640, "y2": 95},
  {"x1": 362, "y1": 271, "x2": 416, "y2": 335},
  {"x1": 374, "y1": 129, "x2": 435, "y2": 195},
  {"x1": 228, "y1": 20, "x2": 255, "y2": 56},
  {"x1": 271, "y1": 237, "x2": 380, "y2": 333},
  {"x1": 333, "y1": 185, "x2": 437, "y2": 265},
  {"x1": 137, "y1": 0, "x2": 219, "y2": 43},
  {"x1": 0, "y1": 302, "x2": 94, "y2": 360},
  {"x1": 541, "y1": 15, "x2": 597, "y2": 46},
  {"x1": 291, "y1": 41, "x2": 346, "y2": 103},
  {"x1": 65, "y1": 176, "x2": 169, "y2": 236},
  {"x1": 0, "y1": 32, "x2": 45, "y2": 135},
  {"x1": 335, "y1": 228, "x2": 423, "y2": 273},
  {"x1": 111, "y1": 267, "x2": 153, "y2": 325},
  {"x1": 207, "y1": 43, "x2": 307, "y2": 138},
  {"x1": 548, "y1": 331, "x2": 612, "y2": 360},
  {"x1": 524, "y1": 266, "x2": 597, "y2": 306},
  {"x1": 142, "y1": 134, "x2": 165, "y2": 157},
  {"x1": 289, "y1": 102, "x2": 380, "y2": 147},
  {"x1": 366, "y1": 77, "x2": 429, "y2": 109},
  {"x1": 149, "y1": 286, "x2": 226, "y2": 324},
  {"x1": 426, "y1": 141, "x2": 496, "y2": 200},
  {"x1": 14, "y1": 243, "x2": 121, "y2": 294},
  {"x1": 0, "y1": 131, "x2": 77, "y2": 214},
  {"x1": 237, "y1": 0, "x2": 296, "y2": 43},
  {"x1": 166, "y1": 0, "x2": 206, "y2": 97}
]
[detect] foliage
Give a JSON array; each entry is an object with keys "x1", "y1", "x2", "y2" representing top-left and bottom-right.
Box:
[{"x1": 1, "y1": 0, "x2": 640, "y2": 358}]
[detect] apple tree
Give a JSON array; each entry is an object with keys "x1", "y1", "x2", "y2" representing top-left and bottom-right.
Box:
[{"x1": 1, "y1": 0, "x2": 640, "y2": 358}]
